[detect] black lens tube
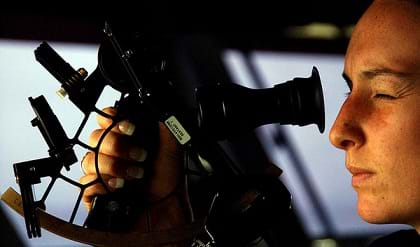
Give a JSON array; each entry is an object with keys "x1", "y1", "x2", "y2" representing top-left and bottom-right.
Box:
[{"x1": 196, "y1": 66, "x2": 325, "y2": 140}]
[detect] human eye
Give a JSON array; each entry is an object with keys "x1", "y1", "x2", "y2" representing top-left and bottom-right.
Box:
[
  {"x1": 374, "y1": 93, "x2": 397, "y2": 100},
  {"x1": 370, "y1": 74, "x2": 410, "y2": 100}
]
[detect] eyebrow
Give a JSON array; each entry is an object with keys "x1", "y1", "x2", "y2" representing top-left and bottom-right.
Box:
[
  {"x1": 361, "y1": 68, "x2": 413, "y2": 80},
  {"x1": 342, "y1": 68, "x2": 416, "y2": 90}
]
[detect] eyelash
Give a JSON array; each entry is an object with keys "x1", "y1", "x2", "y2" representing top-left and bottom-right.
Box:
[
  {"x1": 344, "y1": 92, "x2": 396, "y2": 100},
  {"x1": 374, "y1": 94, "x2": 396, "y2": 100}
]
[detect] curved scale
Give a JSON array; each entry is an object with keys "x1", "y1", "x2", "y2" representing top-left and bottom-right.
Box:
[{"x1": 1, "y1": 187, "x2": 205, "y2": 247}]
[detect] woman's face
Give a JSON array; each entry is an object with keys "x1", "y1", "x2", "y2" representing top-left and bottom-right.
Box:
[{"x1": 329, "y1": 0, "x2": 420, "y2": 230}]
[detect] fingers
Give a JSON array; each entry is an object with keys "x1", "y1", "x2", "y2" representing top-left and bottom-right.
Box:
[
  {"x1": 80, "y1": 173, "x2": 123, "y2": 210},
  {"x1": 97, "y1": 107, "x2": 117, "y2": 127},
  {"x1": 80, "y1": 107, "x2": 147, "y2": 211},
  {"x1": 88, "y1": 129, "x2": 147, "y2": 162},
  {"x1": 82, "y1": 151, "x2": 144, "y2": 179},
  {"x1": 85, "y1": 107, "x2": 185, "y2": 203},
  {"x1": 97, "y1": 107, "x2": 136, "y2": 136}
]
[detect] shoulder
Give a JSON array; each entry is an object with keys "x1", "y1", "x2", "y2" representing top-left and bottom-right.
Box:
[{"x1": 368, "y1": 229, "x2": 420, "y2": 247}]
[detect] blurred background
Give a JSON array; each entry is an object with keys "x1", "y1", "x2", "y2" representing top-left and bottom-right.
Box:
[{"x1": 0, "y1": 2, "x2": 413, "y2": 246}]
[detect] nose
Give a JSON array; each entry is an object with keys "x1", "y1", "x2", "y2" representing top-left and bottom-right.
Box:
[{"x1": 329, "y1": 99, "x2": 365, "y2": 150}]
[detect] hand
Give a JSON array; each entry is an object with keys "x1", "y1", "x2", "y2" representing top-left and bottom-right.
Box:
[{"x1": 80, "y1": 107, "x2": 192, "y2": 236}]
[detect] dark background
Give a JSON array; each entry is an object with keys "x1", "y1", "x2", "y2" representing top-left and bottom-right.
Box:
[{"x1": 0, "y1": 1, "x2": 372, "y2": 53}]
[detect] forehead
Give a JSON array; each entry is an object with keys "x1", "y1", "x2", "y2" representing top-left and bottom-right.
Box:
[
  {"x1": 356, "y1": 0, "x2": 420, "y2": 38},
  {"x1": 345, "y1": 0, "x2": 420, "y2": 74}
]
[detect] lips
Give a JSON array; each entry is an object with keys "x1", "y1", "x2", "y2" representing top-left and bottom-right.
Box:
[{"x1": 347, "y1": 166, "x2": 375, "y2": 187}]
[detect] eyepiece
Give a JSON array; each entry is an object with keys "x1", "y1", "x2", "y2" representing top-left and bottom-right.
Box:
[{"x1": 196, "y1": 66, "x2": 325, "y2": 140}]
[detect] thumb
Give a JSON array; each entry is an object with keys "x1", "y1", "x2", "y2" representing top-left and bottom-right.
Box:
[{"x1": 147, "y1": 122, "x2": 185, "y2": 201}]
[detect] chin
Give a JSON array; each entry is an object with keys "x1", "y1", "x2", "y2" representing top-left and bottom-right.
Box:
[{"x1": 357, "y1": 195, "x2": 391, "y2": 224}]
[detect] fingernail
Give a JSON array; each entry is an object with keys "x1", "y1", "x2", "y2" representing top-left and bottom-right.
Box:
[
  {"x1": 108, "y1": 178, "x2": 124, "y2": 189},
  {"x1": 127, "y1": 166, "x2": 144, "y2": 179},
  {"x1": 118, "y1": 121, "x2": 136, "y2": 136},
  {"x1": 129, "y1": 147, "x2": 147, "y2": 162}
]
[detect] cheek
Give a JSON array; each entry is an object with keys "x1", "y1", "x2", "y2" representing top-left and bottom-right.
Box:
[
  {"x1": 376, "y1": 103, "x2": 420, "y2": 157},
  {"x1": 388, "y1": 106, "x2": 420, "y2": 190},
  {"x1": 366, "y1": 102, "x2": 417, "y2": 151},
  {"x1": 368, "y1": 102, "x2": 420, "y2": 174},
  {"x1": 366, "y1": 103, "x2": 392, "y2": 132},
  {"x1": 365, "y1": 102, "x2": 420, "y2": 218}
]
